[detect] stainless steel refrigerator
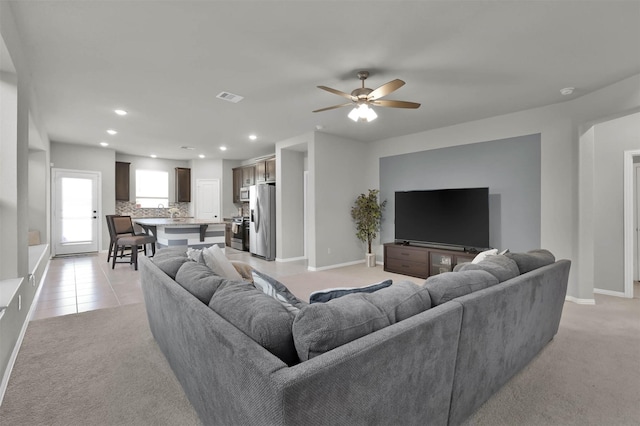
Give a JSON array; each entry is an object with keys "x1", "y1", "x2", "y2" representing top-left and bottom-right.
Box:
[{"x1": 249, "y1": 184, "x2": 276, "y2": 261}]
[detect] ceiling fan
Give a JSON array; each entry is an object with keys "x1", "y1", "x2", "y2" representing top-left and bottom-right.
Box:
[{"x1": 313, "y1": 71, "x2": 420, "y2": 122}]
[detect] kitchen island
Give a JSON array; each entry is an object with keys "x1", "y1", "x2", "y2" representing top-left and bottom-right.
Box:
[{"x1": 133, "y1": 218, "x2": 225, "y2": 249}]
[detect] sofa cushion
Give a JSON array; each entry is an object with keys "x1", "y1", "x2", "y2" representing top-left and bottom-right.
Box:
[
  {"x1": 175, "y1": 261, "x2": 227, "y2": 304},
  {"x1": 506, "y1": 249, "x2": 555, "y2": 274},
  {"x1": 364, "y1": 281, "x2": 432, "y2": 323},
  {"x1": 152, "y1": 254, "x2": 190, "y2": 279},
  {"x1": 292, "y1": 281, "x2": 431, "y2": 361},
  {"x1": 309, "y1": 279, "x2": 393, "y2": 304},
  {"x1": 425, "y1": 270, "x2": 499, "y2": 306},
  {"x1": 457, "y1": 255, "x2": 520, "y2": 282},
  {"x1": 209, "y1": 281, "x2": 298, "y2": 366},
  {"x1": 201, "y1": 245, "x2": 244, "y2": 281}
]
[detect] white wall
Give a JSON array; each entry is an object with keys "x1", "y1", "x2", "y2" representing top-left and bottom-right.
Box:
[
  {"x1": 276, "y1": 135, "x2": 307, "y2": 261},
  {"x1": 593, "y1": 112, "x2": 640, "y2": 294},
  {"x1": 365, "y1": 74, "x2": 640, "y2": 301},
  {"x1": 311, "y1": 132, "x2": 368, "y2": 269},
  {"x1": 52, "y1": 142, "x2": 116, "y2": 250}
]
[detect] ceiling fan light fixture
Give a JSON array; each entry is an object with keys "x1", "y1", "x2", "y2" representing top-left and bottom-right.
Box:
[{"x1": 348, "y1": 104, "x2": 377, "y2": 122}]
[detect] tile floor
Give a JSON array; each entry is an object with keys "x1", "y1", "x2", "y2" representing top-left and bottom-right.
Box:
[{"x1": 31, "y1": 247, "x2": 308, "y2": 321}]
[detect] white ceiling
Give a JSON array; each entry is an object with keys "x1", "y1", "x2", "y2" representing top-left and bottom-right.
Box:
[{"x1": 6, "y1": 0, "x2": 640, "y2": 160}]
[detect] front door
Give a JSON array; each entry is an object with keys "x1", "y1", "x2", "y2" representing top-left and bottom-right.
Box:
[{"x1": 52, "y1": 169, "x2": 101, "y2": 256}]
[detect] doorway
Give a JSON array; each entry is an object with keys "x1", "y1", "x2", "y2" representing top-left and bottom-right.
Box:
[
  {"x1": 196, "y1": 179, "x2": 220, "y2": 221},
  {"x1": 52, "y1": 169, "x2": 101, "y2": 256}
]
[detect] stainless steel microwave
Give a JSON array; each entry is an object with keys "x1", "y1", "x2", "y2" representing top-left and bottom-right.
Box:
[{"x1": 240, "y1": 188, "x2": 250, "y2": 201}]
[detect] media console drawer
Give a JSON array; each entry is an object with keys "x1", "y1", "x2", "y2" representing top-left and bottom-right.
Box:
[
  {"x1": 385, "y1": 245, "x2": 428, "y2": 262},
  {"x1": 384, "y1": 257, "x2": 429, "y2": 279}
]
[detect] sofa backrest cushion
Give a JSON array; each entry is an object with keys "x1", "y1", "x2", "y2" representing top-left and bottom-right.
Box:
[
  {"x1": 152, "y1": 252, "x2": 190, "y2": 279},
  {"x1": 175, "y1": 261, "x2": 227, "y2": 304},
  {"x1": 425, "y1": 270, "x2": 499, "y2": 306},
  {"x1": 209, "y1": 281, "x2": 298, "y2": 366},
  {"x1": 505, "y1": 249, "x2": 555, "y2": 274},
  {"x1": 292, "y1": 281, "x2": 431, "y2": 361},
  {"x1": 457, "y1": 255, "x2": 520, "y2": 282}
]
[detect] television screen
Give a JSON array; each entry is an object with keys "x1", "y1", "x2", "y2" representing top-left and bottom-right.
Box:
[{"x1": 394, "y1": 188, "x2": 489, "y2": 249}]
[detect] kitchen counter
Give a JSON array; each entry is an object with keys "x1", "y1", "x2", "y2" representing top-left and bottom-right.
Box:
[{"x1": 134, "y1": 218, "x2": 226, "y2": 249}]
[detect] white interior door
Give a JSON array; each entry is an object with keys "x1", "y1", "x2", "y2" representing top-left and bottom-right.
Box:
[
  {"x1": 196, "y1": 179, "x2": 220, "y2": 220},
  {"x1": 52, "y1": 169, "x2": 100, "y2": 255}
]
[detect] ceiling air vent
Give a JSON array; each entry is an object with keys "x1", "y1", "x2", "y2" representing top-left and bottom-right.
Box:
[{"x1": 216, "y1": 91, "x2": 244, "y2": 103}]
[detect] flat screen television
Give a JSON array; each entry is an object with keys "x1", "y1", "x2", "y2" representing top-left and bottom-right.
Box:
[{"x1": 394, "y1": 187, "x2": 489, "y2": 250}]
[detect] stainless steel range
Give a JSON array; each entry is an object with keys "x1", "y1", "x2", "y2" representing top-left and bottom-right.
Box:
[{"x1": 230, "y1": 216, "x2": 244, "y2": 251}]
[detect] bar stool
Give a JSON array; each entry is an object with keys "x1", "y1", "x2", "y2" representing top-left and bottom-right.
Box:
[{"x1": 109, "y1": 215, "x2": 156, "y2": 270}]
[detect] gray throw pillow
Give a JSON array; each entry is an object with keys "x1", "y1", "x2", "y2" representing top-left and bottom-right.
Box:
[
  {"x1": 505, "y1": 249, "x2": 555, "y2": 274},
  {"x1": 292, "y1": 281, "x2": 431, "y2": 361},
  {"x1": 152, "y1": 255, "x2": 190, "y2": 279},
  {"x1": 424, "y1": 270, "x2": 499, "y2": 306},
  {"x1": 309, "y1": 279, "x2": 393, "y2": 304},
  {"x1": 457, "y1": 255, "x2": 520, "y2": 282},
  {"x1": 175, "y1": 261, "x2": 227, "y2": 304},
  {"x1": 209, "y1": 281, "x2": 298, "y2": 366}
]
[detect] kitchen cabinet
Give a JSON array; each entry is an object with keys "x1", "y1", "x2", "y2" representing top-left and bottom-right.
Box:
[
  {"x1": 175, "y1": 167, "x2": 191, "y2": 202},
  {"x1": 256, "y1": 157, "x2": 276, "y2": 183},
  {"x1": 232, "y1": 167, "x2": 243, "y2": 203},
  {"x1": 242, "y1": 166, "x2": 255, "y2": 187},
  {"x1": 115, "y1": 161, "x2": 130, "y2": 201}
]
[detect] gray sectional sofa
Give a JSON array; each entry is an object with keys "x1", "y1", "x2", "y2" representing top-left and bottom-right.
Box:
[{"x1": 140, "y1": 248, "x2": 570, "y2": 426}]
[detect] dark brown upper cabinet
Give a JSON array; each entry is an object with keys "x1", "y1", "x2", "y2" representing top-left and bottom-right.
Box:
[
  {"x1": 115, "y1": 161, "x2": 130, "y2": 201},
  {"x1": 175, "y1": 167, "x2": 191, "y2": 202}
]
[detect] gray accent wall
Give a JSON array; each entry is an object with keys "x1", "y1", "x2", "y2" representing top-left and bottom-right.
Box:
[{"x1": 379, "y1": 134, "x2": 541, "y2": 252}]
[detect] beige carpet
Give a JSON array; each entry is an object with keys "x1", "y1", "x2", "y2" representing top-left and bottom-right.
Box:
[{"x1": 1, "y1": 277, "x2": 639, "y2": 425}]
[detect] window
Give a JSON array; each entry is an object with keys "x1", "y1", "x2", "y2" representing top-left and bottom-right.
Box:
[{"x1": 136, "y1": 170, "x2": 168, "y2": 208}]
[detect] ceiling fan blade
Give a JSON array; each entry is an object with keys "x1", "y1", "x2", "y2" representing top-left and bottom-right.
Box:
[
  {"x1": 371, "y1": 99, "x2": 421, "y2": 109},
  {"x1": 312, "y1": 103, "x2": 353, "y2": 113},
  {"x1": 317, "y1": 86, "x2": 354, "y2": 101},
  {"x1": 367, "y1": 79, "x2": 405, "y2": 100}
]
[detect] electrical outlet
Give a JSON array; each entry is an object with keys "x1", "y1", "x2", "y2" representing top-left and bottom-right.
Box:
[
  {"x1": 327, "y1": 248, "x2": 331, "y2": 254},
  {"x1": 18, "y1": 294, "x2": 22, "y2": 311}
]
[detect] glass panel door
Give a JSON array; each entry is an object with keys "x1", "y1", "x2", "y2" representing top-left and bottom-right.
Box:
[{"x1": 53, "y1": 169, "x2": 100, "y2": 255}]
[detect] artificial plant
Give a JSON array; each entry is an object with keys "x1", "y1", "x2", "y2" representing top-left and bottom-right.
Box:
[{"x1": 351, "y1": 189, "x2": 387, "y2": 254}]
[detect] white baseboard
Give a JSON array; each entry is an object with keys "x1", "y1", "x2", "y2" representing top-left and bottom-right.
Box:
[
  {"x1": 0, "y1": 259, "x2": 51, "y2": 406},
  {"x1": 275, "y1": 256, "x2": 306, "y2": 263},
  {"x1": 308, "y1": 259, "x2": 364, "y2": 272},
  {"x1": 593, "y1": 288, "x2": 629, "y2": 298},
  {"x1": 565, "y1": 295, "x2": 596, "y2": 305}
]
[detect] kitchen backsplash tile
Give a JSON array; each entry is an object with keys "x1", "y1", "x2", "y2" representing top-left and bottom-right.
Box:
[{"x1": 116, "y1": 201, "x2": 190, "y2": 218}]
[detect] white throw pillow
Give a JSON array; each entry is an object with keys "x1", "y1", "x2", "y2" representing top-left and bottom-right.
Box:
[
  {"x1": 202, "y1": 245, "x2": 243, "y2": 281},
  {"x1": 471, "y1": 248, "x2": 498, "y2": 264}
]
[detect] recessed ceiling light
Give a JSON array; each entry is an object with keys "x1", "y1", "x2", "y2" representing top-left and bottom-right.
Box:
[
  {"x1": 560, "y1": 87, "x2": 575, "y2": 96},
  {"x1": 114, "y1": 109, "x2": 127, "y2": 116},
  {"x1": 150, "y1": 154, "x2": 157, "y2": 158},
  {"x1": 107, "y1": 129, "x2": 118, "y2": 135},
  {"x1": 219, "y1": 146, "x2": 227, "y2": 151},
  {"x1": 249, "y1": 134, "x2": 257, "y2": 141},
  {"x1": 199, "y1": 154, "x2": 205, "y2": 158},
  {"x1": 99, "y1": 141, "x2": 109, "y2": 147}
]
